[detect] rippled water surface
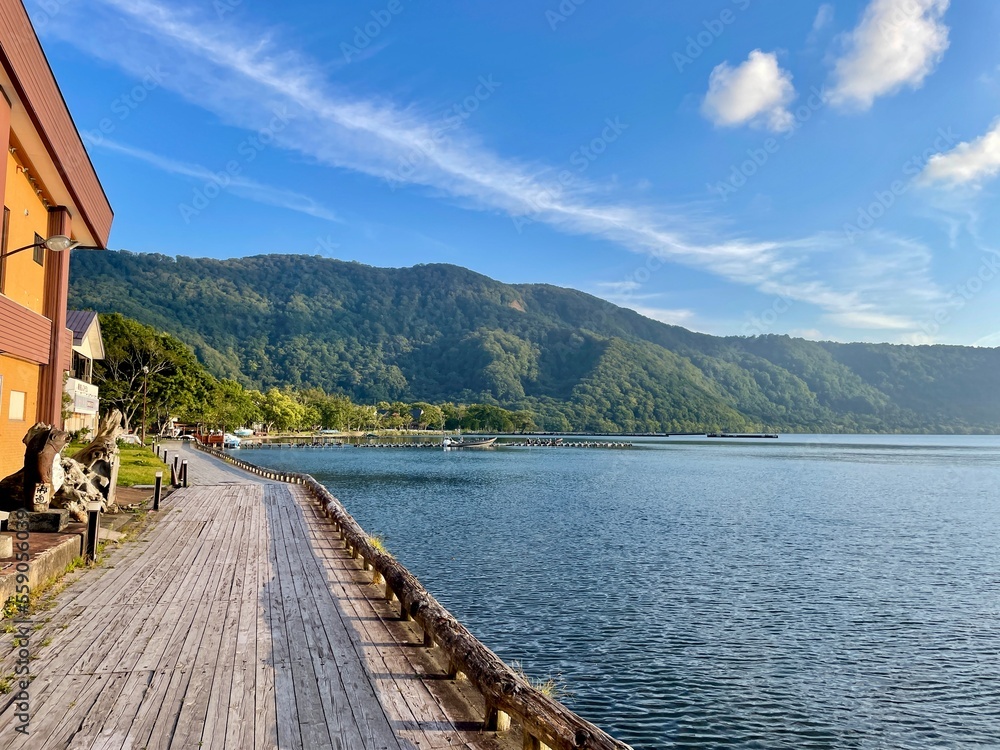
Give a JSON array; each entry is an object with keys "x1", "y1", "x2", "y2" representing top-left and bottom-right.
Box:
[{"x1": 241, "y1": 435, "x2": 1000, "y2": 749}]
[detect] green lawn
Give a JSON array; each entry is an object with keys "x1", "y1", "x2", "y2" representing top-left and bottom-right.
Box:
[
  {"x1": 116, "y1": 445, "x2": 170, "y2": 487},
  {"x1": 65, "y1": 441, "x2": 169, "y2": 487}
]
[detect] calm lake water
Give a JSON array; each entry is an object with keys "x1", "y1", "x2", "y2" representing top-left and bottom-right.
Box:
[{"x1": 240, "y1": 435, "x2": 1000, "y2": 749}]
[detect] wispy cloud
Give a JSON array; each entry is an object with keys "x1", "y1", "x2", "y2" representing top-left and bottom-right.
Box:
[
  {"x1": 594, "y1": 284, "x2": 696, "y2": 327},
  {"x1": 813, "y1": 4, "x2": 835, "y2": 32},
  {"x1": 828, "y1": 0, "x2": 950, "y2": 110},
  {"x1": 40, "y1": 0, "x2": 944, "y2": 336},
  {"x1": 93, "y1": 139, "x2": 341, "y2": 222}
]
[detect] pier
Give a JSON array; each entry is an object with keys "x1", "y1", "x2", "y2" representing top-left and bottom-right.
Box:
[
  {"x1": 0, "y1": 444, "x2": 631, "y2": 749},
  {"x1": 250, "y1": 440, "x2": 634, "y2": 450}
]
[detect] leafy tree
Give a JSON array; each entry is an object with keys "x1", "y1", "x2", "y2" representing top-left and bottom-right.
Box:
[
  {"x1": 256, "y1": 388, "x2": 306, "y2": 432},
  {"x1": 96, "y1": 313, "x2": 214, "y2": 434},
  {"x1": 203, "y1": 380, "x2": 260, "y2": 432}
]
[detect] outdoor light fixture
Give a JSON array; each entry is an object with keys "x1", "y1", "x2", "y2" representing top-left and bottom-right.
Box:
[{"x1": 0, "y1": 234, "x2": 80, "y2": 259}]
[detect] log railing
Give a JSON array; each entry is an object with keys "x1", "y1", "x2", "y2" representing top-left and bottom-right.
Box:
[{"x1": 191, "y1": 441, "x2": 633, "y2": 750}]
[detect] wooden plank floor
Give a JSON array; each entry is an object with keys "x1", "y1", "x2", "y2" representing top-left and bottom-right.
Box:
[{"x1": 0, "y1": 445, "x2": 506, "y2": 750}]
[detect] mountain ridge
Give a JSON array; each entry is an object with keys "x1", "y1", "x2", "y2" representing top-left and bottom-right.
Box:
[{"x1": 68, "y1": 250, "x2": 1000, "y2": 433}]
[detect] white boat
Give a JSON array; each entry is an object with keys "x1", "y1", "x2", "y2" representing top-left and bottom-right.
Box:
[
  {"x1": 223, "y1": 433, "x2": 242, "y2": 449},
  {"x1": 442, "y1": 437, "x2": 497, "y2": 450}
]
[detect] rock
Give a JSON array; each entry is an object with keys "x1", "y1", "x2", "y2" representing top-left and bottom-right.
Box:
[{"x1": 27, "y1": 509, "x2": 71, "y2": 532}]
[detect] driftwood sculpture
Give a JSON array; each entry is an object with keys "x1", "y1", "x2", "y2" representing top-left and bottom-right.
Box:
[
  {"x1": 0, "y1": 411, "x2": 124, "y2": 521},
  {"x1": 0, "y1": 423, "x2": 70, "y2": 512}
]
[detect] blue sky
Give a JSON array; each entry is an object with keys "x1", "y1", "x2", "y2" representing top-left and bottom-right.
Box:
[{"x1": 27, "y1": 0, "x2": 1000, "y2": 345}]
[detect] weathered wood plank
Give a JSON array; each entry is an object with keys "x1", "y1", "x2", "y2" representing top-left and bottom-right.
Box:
[{"x1": 0, "y1": 446, "x2": 521, "y2": 750}]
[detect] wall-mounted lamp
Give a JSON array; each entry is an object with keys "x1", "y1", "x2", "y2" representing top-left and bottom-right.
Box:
[{"x1": 0, "y1": 234, "x2": 80, "y2": 259}]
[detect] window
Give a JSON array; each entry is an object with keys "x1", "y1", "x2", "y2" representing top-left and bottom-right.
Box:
[
  {"x1": 72, "y1": 351, "x2": 91, "y2": 382},
  {"x1": 33, "y1": 232, "x2": 44, "y2": 266},
  {"x1": 0, "y1": 207, "x2": 8, "y2": 293},
  {"x1": 9, "y1": 390, "x2": 26, "y2": 421}
]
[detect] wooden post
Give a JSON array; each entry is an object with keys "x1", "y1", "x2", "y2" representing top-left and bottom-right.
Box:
[
  {"x1": 170, "y1": 463, "x2": 178, "y2": 488},
  {"x1": 423, "y1": 630, "x2": 435, "y2": 648},
  {"x1": 399, "y1": 600, "x2": 410, "y2": 621},
  {"x1": 173, "y1": 455, "x2": 179, "y2": 478},
  {"x1": 384, "y1": 583, "x2": 395, "y2": 602},
  {"x1": 86, "y1": 501, "x2": 101, "y2": 562},
  {"x1": 182, "y1": 460, "x2": 189, "y2": 488},
  {"x1": 484, "y1": 702, "x2": 511, "y2": 733},
  {"x1": 153, "y1": 471, "x2": 163, "y2": 511}
]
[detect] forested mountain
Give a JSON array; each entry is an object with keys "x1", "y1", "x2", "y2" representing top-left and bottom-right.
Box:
[{"x1": 69, "y1": 251, "x2": 1000, "y2": 433}]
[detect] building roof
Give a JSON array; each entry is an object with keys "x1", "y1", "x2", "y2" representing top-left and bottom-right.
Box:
[
  {"x1": 0, "y1": 0, "x2": 114, "y2": 247},
  {"x1": 66, "y1": 310, "x2": 104, "y2": 358},
  {"x1": 66, "y1": 309, "x2": 97, "y2": 339}
]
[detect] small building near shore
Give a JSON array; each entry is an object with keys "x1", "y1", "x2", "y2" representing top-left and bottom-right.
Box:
[{"x1": 63, "y1": 310, "x2": 105, "y2": 435}]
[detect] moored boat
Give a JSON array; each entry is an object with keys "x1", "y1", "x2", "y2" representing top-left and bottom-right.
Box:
[{"x1": 442, "y1": 437, "x2": 498, "y2": 450}]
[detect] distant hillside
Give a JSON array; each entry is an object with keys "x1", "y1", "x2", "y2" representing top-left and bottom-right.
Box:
[{"x1": 69, "y1": 251, "x2": 1000, "y2": 433}]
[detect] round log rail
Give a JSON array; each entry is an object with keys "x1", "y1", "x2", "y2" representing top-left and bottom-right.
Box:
[{"x1": 191, "y1": 442, "x2": 633, "y2": 750}]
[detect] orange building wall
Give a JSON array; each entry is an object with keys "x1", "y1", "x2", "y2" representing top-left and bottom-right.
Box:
[
  {"x1": 2, "y1": 150, "x2": 50, "y2": 314},
  {"x1": 0, "y1": 353, "x2": 40, "y2": 476}
]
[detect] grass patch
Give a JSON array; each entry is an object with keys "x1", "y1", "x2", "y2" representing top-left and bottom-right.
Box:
[
  {"x1": 368, "y1": 535, "x2": 389, "y2": 586},
  {"x1": 66, "y1": 441, "x2": 169, "y2": 488},
  {"x1": 511, "y1": 661, "x2": 569, "y2": 700},
  {"x1": 115, "y1": 444, "x2": 170, "y2": 487}
]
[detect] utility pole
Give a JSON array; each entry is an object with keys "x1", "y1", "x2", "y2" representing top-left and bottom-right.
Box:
[{"x1": 141, "y1": 365, "x2": 149, "y2": 445}]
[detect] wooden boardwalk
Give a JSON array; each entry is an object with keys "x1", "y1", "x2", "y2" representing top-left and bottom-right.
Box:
[{"x1": 0, "y1": 446, "x2": 504, "y2": 750}]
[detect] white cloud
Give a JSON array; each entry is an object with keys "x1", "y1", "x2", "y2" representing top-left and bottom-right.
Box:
[
  {"x1": 701, "y1": 50, "x2": 796, "y2": 133},
  {"x1": 813, "y1": 4, "x2": 835, "y2": 32},
  {"x1": 94, "y1": 139, "x2": 341, "y2": 222},
  {"x1": 921, "y1": 119, "x2": 1000, "y2": 186},
  {"x1": 628, "y1": 306, "x2": 696, "y2": 326},
  {"x1": 39, "y1": 0, "x2": 946, "y2": 337},
  {"x1": 826, "y1": 310, "x2": 913, "y2": 329},
  {"x1": 972, "y1": 331, "x2": 1000, "y2": 348},
  {"x1": 790, "y1": 328, "x2": 824, "y2": 340},
  {"x1": 595, "y1": 280, "x2": 643, "y2": 295},
  {"x1": 828, "y1": 0, "x2": 950, "y2": 110}
]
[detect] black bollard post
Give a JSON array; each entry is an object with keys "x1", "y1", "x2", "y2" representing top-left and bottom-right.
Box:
[
  {"x1": 86, "y1": 501, "x2": 101, "y2": 562},
  {"x1": 154, "y1": 471, "x2": 163, "y2": 511},
  {"x1": 182, "y1": 460, "x2": 189, "y2": 488}
]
